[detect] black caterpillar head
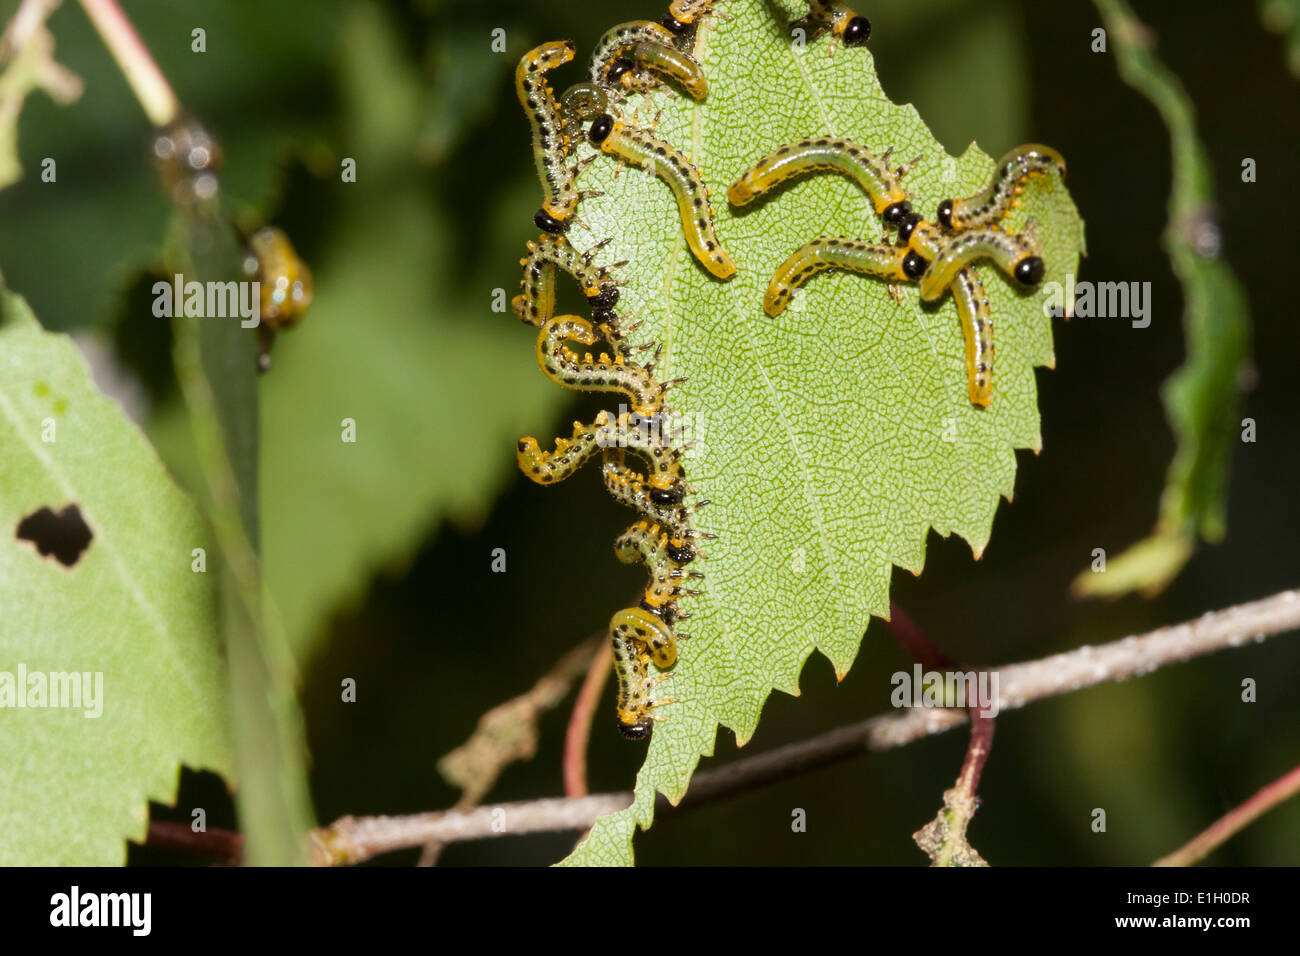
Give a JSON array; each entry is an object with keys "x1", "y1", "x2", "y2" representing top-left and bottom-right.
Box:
[
  {"x1": 842, "y1": 16, "x2": 872, "y2": 47},
  {"x1": 588, "y1": 114, "x2": 614, "y2": 146},
  {"x1": 534, "y1": 209, "x2": 567, "y2": 234},
  {"x1": 619, "y1": 717, "x2": 653, "y2": 740},
  {"x1": 1014, "y1": 256, "x2": 1046, "y2": 287}
]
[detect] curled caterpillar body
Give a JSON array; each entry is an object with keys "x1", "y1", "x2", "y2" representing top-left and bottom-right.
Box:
[
  {"x1": 537, "y1": 316, "x2": 666, "y2": 415},
  {"x1": 728, "y1": 138, "x2": 912, "y2": 217},
  {"x1": 589, "y1": 114, "x2": 737, "y2": 279},
  {"x1": 517, "y1": 41, "x2": 580, "y2": 233},
  {"x1": 610, "y1": 613, "x2": 677, "y2": 740},
  {"x1": 765, "y1": 238, "x2": 926, "y2": 316},
  {"x1": 952, "y1": 266, "x2": 995, "y2": 407},
  {"x1": 616, "y1": 519, "x2": 702, "y2": 612},
  {"x1": 516, "y1": 412, "x2": 609, "y2": 486},
  {"x1": 511, "y1": 233, "x2": 622, "y2": 328},
  {"x1": 602, "y1": 454, "x2": 699, "y2": 534},
  {"x1": 918, "y1": 224, "x2": 1044, "y2": 301},
  {"x1": 611, "y1": 604, "x2": 677, "y2": 671},
  {"x1": 793, "y1": 1, "x2": 873, "y2": 47},
  {"x1": 937, "y1": 144, "x2": 1066, "y2": 232},
  {"x1": 557, "y1": 82, "x2": 609, "y2": 141},
  {"x1": 590, "y1": 21, "x2": 709, "y2": 100}
]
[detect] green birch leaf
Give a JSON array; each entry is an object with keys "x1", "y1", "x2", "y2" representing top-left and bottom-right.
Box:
[
  {"x1": 0, "y1": 287, "x2": 231, "y2": 865},
  {"x1": 555, "y1": 0, "x2": 1084, "y2": 865}
]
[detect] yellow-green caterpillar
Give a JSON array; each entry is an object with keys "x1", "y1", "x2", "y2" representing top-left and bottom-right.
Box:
[
  {"x1": 728, "y1": 137, "x2": 916, "y2": 221},
  {"x1": 610, "y1": 610, "x2": 677, "y2": 739},
  {"x1": 765, "y1": 237, "x2": 927, "y2": 316},
  {"x1": 793, "y1": 1, "x2": 872, "y2": 48},
  {"x1": 590, "y1": 21, "x2": 709, "y2": 100},
  {"x1": 588, "y1": 114, "x2": 737, "y2": 280},
  {"x1": 517, "y1": 41, "x2": 584, "y2": 234},
  {"x1": 937, "y1": 143, "x2": 1066, "y2": 232},
  {"x1": 537, "y1": 315, "x2": 667, "y2": 415},
  {"x1": 511, "y1": 233, "x2": 625, "y2": 332},
  {"x1": 952, "y1": 266, "x2": 995, "y2": 407},
  {"x1": 918, "y1": 223, "x2": 1044, "y2": 301},
  {"x1": 615, "y1": 518, "x2": 702, "y2": 612}
]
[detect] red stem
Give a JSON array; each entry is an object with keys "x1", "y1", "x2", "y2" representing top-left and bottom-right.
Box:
[{"x1": 563, "y1": 640, "x2": 612, "y2": 798}]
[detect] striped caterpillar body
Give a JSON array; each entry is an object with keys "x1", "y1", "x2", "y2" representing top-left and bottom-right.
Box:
[
  {"x1": 517, "y1": 41, "x2": 582, "y2": 234},
  {"x1": 516, "y1": 414, "x2": 608, "y2": 486},
  {"x1": 516, "y1": 410, "x2": 686, "y2": 491},
  {"x1": 537, "y1": 315, "x2": 667, "y2": 415},
  {"x1": 588, "y1": 114, "x2": 737, "y2": 280},
  {"x1": 615, "y1": 519, "x2": 703, "y2": 612},
  {"x1": 728, "y1": 137, "x2": 919, "y2": 221},
  {"x1": 557, "y1": 82, "x2": 609, "y2": 141},
  {"x1": 511, "y1": 233, "x2": 625, "y2": 331},
  {"x1": 610, "y1": 611, "x2": 678, "y2": 739},
  {"x1": 952, "y1": 266, "x2": 994, "y2": 407},
  {"x1": 918, "y1": 223, "x2": 1044, "y2": 301},
  {"x1": 590, "y1": 21, "x2": 709, "y2": 100},
  {"x1": 602, "y1": 453, "x2": 702, "y2": 535},
  {"x1": 765, "y1": 238, "x2": 927, "y2": 316},
  {"x1": 792, "y1": 1, "x2": 873, "y2": 47},
  {"x1": 937, "y1": 144, "x2": 1066, "y2": 232}
]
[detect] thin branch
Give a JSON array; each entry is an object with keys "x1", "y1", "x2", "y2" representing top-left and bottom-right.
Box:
[
  {"x1": 143, "y1": 821, "x2": 242, "y2": 864},
  {"x1": 310, "y1": 588, "x2": 1300, "y2": 865},
  {"x1": 77, "y1": 0, "x2": 178, "y2": 126},
  {"x1": 564, "y1": 640, "x2": 611, "y2": 798},
  {"x1": 1153, "y1": 762, "x2": 1300, "y2": 867}
]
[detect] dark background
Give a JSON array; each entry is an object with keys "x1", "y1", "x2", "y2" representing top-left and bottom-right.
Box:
[{"x1": 2, "y1": 0, "x2": 1297, "y2": 865}]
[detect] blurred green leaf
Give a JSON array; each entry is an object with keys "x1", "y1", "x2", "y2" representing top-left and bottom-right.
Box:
[
  {"x1": 1075, "y1": 0, "x2": 1251, "y2": 598},
  {"x1": 0, "y1": 0, "x2": 337, "y2": 332},
  {"x1": 553, "y1": 0, "x2": 1084, "y2": 864},
  {"x1": 255, "y1": 0, "x2": 567, "y2": 662},
  {"x1": 0, "y1": 286, "x2": 230, "y2": 864},
  {"x1": 1259, "y1": 0, "x2": 1300, "y2": 77}
]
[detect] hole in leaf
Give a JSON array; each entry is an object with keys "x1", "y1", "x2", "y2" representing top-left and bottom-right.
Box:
[{"x1": 15, "y1": 504, "x2": 93, "y2": 567}]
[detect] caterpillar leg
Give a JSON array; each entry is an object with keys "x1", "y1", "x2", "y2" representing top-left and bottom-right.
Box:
[
  {"x1": 516, "y1": 41, "x2": 580, "y2": 233},
  {"x1": 516, "y1": 412, "x2": 609, "y2": 485},
  {"x1": 936, "y1": 144, "x2": 1066, "y2": 231},
  {"x1": 918, "y1": 223, "x2": 1044, "y2": 302},
  {"x1": 764, "y1": 237, "x2": 927, "y2": 316},
  {"x1": 588, "y1": 114, "x2": 737, "y2": 280},
  {"x1": 952, "y1": 266, "x2": 994, "y2": 407},
  {"x1": 728, "y1": 137, "x2": 913, "y2": 220},
  {"x1": 537, "y1": 315, "x2": 667, "y2": 415}
]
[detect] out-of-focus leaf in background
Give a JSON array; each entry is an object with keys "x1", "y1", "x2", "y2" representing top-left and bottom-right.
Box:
[
  {"x1": 555, "y1": 0, "x2": 1083, "y2": 865},
  {"x1": 0, "y1": 0, "x2": 83, "y2": 190},
  {"x1": 255, "y1": 2, "x2": 568, "y2": 662},
  {"x1": 1259, "y1": 0, "x2": 1300, "y2": 77},
  {"x1": 0, "y1": 0, "x2": 336, "y2": 333},
  {"x1": 0, "y1": 287, "x2": 230, "y2": 864},
  {"x1": 1074, "y1": 0, "x2": 1251, "y2": 599}
]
